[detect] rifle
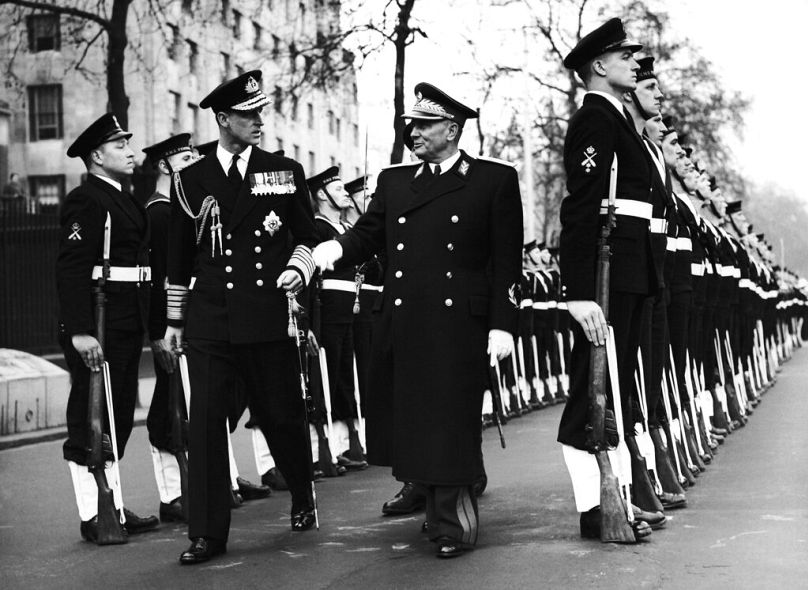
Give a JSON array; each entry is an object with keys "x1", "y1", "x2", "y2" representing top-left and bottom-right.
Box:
[
  {"x1": 86, "y1": 212, "x2": 127, "y2": 544},
  {"x1": 310, "y1": 276, "x2": 338, "y2": 477},
  {"x1": 348, "y1": 355, "x2": 366, "y2": 460},
  {"x1": 171, "y1": 354, "x2": 190, "y2": 520},
  {"x1": 318, "y1": 347, "x2": 342, "y2": 468},
  {"x1": 287, "y1": 291, "x2": 320, "y2": 529},
  {"x1": 585, "y1": 155, "x2": 635, "y2": 543},
  {"x1": 486, "y1": 357, "x2": 507, "y2": 449}
]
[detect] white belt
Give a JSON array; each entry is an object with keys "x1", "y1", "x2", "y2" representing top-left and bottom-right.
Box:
[
  {"x1": 520, "y1": 298, "x2": 534, "y2": 309},
  {"x1": 732, "y1": 268, "x2": 740, "y2": 278},
  {"x1": 321, "y1": 279, "x2": 357, "y2": 293},
  {"x1": 691, "y1": 263, "x2": 705, "y2": 276},
  {"x1": 558, "y1": 302, "x2": 568, "y2": 310},
  {"x1": 599, "y1": 198, "x2": 653, "y2": 220},
  {"x1": 739, "y1": 278, "x2": 753, "y2": 289},
  {"x1": 92, "y1": 265, "x2": 151, "y2": 282},
  {"x1": 666, "y1": 237, "x2": 677, "y2": 252},
  {"x1": 361, "y1": 284, "x2": 383, "y2": 292},
  {"x1": 533, "y1": 302, "x2": 549, "y2": 310},
  {"x1": 547, "y1": 301, "x2": 558, "y2": 309},
  {"x1": 650, "y1": 218, "x2": 668, "y2": 234},
  {"x1": 676, "y1": 237, "x2": 692, "y2": 251},
  {"x1": 719, "y1": 266, "x2": 735, "y2": 277},
  {"x1": 704, "y1": 264, "x2": 714, "y2": 275}
]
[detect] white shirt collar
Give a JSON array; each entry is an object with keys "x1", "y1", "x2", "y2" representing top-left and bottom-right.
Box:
[
  {"x1": 216, "y1": 143, "x2": 252, "y2": 177},
  {"x1": 92, "y1": 173, "x2": 122, "y2": 192},
  {"x1": 586, "y1": 90, "x2": 628, "y2": 119},
  {"x1": 423, "y1": 150, "x2": 461, "y2": 176}
]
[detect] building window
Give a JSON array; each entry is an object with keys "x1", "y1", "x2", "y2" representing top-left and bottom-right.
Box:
[
  {"x1": 253, "y1": 22, "x2": 262, "y2": 50},
  {"x1": 29, "y1": 175, "x2": 65, "y2": 208},
  {"x1": 273, "y1": 86, "x2": 282, "y2": 114},
  {"x1": 27, "y1": 14, "x2": 60, "y2": 52},
  {"x1": 291, "y1": 97, "x2": 299, "y2": 121},
  {"x1": 293, "y1": 144, "x2": 300, "y2": 161},
  {"x1": 188, "y1": 103, "x2": 199, "y2": 138},
  {"x1": 221, "y1": 52, "x2": 230, "y2": 81},
  {"x1": 181, "y1": 0, "x2": 194, "y2": 15},
  {"x1": 330, "y1": 156, "x2": 337, "y2": 167},
  {"x1": 307, "y1": 103, "x2": 314, "y2": 129},
  {"x1": 167, "y1": 24, "x2": 180, "y2": 60},
  {"x1": 187, "y1": 40, "x2": 198, "y2": 74},
  {"x1": 336, "y1": 117, "x2": 342, "y2": 140},
  {"x1": 308, "y1": 151, "x2": 315, "y2": 173},
  {"x1": 236, "y1": 64, "x2": 244, "y2": 76},
  {"x1": 272, "y1": 35, "x2": 280, "y2": 60},
  {"x1": 169, "y1": 91, "x2": 181, "y2": 133},
  {"x1": 232, "y1": 10, "x2": 242, "y2": 38},
  {"x1": 354, "y1": 166, "x2": 360, "y2": 178},
  {"x1": 289, "y1": 43, "x2": 297, "y2": 73},
  {"x1": 352, "y1": 123, "x2": 359, "y2": 146},
  {"x1": 221, "y1": 0, "x2": 230, "y2": 24},
  {"x1": 27, "y1": 84, "x2": 63, "y2": 141},
  {"x1": 327, "y1": 110, "x2": 335, "y2": 134},
  {"x1": 277, "y1": 137, "x2": 284, "y2": 152}
]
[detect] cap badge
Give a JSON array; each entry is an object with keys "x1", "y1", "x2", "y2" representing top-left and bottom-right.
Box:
[
  {"x1": 245, "y1": 76, "x2": 259, "y2": 93},
  {"x1": 262, "y1": 211, "x2": 283, "y2": 236},
  {"x1": 111, "y1": 115, "x2": 120, "y2": 129},
  {"x1": 68, "y1": 222, "x2": 82, "y2": 240},
  {"x1": 413, "y1": 96, "x2": 451, "y2": 119},
  {"x1": 582, "y1": 146, "x2": 597, "y2": 173}
]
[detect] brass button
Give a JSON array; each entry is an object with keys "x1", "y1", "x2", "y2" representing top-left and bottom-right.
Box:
[
  {"x1": 398, "y1": 216, "x2": 406, "y2": 224},
  {"x1": 395, "y1": 270, "x2": 403, "y2": 278},
  {"x1": 394, "y1": 298, "x2": 402, "y2": 306},
  {"x1": 254, "y1": 230, "x2": 261, "y2": 237},
  {"x1": 254, "y1": 246, "x2": 262, "y2": 253},
  {"x1": 226, "y1": 233, "x2": 232, "y2": 240},
  {"x1": 445, "y1": 298, "x2": 453, "y2": 307},
  {"x1": 255, "y1": 262, "x2": 263, "y2": 269},
  {"x1": 451, "y1": 215, "x2": 459, "y2": 223},
  {"x1": 396, "y1": 243, "x2": 404, "y2": 251},
  {"x1": 225, "y1": 266, "x2": 232, "y2": 273},
  {"x1": 225, "y1": 249, "x2": 232, "y2": 256},
  {"x1": 446, "y1": 271, "x2": 453, "y2": 279},
  {"x1": 226, "y1": 282, "x2": 234, "y2": 289},
  {"x1": 256, "y1": 279, "x2": 264, "y2": 286},
  {"x1": 447, "y1": 243, "x2": 454, "y2": 251}
]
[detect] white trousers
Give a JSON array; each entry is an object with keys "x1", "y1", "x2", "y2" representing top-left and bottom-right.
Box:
[
  {"x1": 150, "y1": 447, "x2": 182, "y2": 504},
  {"x1": 68, "y1": 461, "x2": 123, "y2": 522}
]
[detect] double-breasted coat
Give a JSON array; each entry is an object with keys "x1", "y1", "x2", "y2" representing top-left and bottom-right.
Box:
[{"x1": 337, "y1": 150, "x2": 523, "y2": 485}]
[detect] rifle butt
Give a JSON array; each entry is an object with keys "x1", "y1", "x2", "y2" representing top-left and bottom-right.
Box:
[
  {"x1": 92, "y1": 469, "x2": 127, "y2": 545},
  {"x1": 594, "y1": 452, "x2": 635, "y2": 543}
]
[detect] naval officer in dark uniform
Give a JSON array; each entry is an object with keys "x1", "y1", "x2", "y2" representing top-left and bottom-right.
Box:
[
  {"x1": 556, "y1": 19, "x2": 666, "y2": 542},
  {"x1": 313, "y1": 83, "x2": 523, "y2": 558},
  {"x1": 163, "y1": 71, "x2": 320, "y2": 564},
  {"x1": 57, "y1": 113, "x2": 158, "y2": 542}
]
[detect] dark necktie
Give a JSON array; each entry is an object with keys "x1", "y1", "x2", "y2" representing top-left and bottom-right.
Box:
[
  {"x1": 228, "y1": 154, "x2": 242, "y2": 187},
  {"x1": 420, "y1": 163, "x2": 434, "y2": 182}
]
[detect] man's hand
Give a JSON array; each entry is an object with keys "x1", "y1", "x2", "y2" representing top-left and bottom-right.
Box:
[
  {"x1": 72, "y1": 333, "x2": 104, "y2": 372},
  {"x1": 567, "y1": 300, "x2": 607, "y2": 346},
  {"x1": 150, "y1": 338, "x2": 177, "y2": 373},
  {"x1": 276, "y1": 269, "x2": 303, "y2": 292},
  {"x1": 307, "y1": 329, "x2": 319, "y2": 357},
  {"x1": 164, "y1": 326, "x2": 185, "y2": 354},
  {"x1": 487, "y1": 329, "x2": 514, "y2": 361},
  {"x1": 312, "y1": 240, "x2": 343, "y2": 272}
]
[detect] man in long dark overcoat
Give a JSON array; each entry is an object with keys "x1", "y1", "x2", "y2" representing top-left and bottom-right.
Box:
[{"x1": 313, "y1": 82, "x2": 523, "y2": 558}]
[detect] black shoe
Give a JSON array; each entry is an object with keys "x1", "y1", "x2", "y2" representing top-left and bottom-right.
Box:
[
  {"x1": 261, "y1": 467, "x2": 289, "y2": 491},
  {"x1": 79, "y1": 516, "x2": 128, "y2": 545},
  {"x1": 237, "y1": 476, "x2": 271, "y2": 501},
  {"x1": 179, "y1": 537, "x2": 226, "y2": 565},
  {"x1": 381, "y1": 482, "x2": 426, "y2": 516},
  {"x1": 291, "y1": 509, "x2": 316, "y2": 531},
  {"x1": 472, "y1": 473, "x2": 488, "y2": 498},
  {"x1": 159, "y1": 498, "x2": 186, "y2": 523},
  {"x1": 123, "y1": 508, "x2": 159, "y2": 535},
  {"x1": 631, "y1": 505, "x2": 666, "y2": 530},
  {"x1": 435, "y1": 536, "x2": 471, "y2": 558},
  {"x1": 337, "y1": 453, "x2": 369, "y2": 471},
  {"x1": 658, "y1": 492, "x2": 687, "y2": 510}
]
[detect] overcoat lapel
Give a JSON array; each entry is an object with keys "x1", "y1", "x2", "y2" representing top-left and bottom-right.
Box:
[
  {"x1": 88, "y1": 175, "x2": 145, "y2": 231},
  {"x1": 399, "y1": 152, "x2": 472, "y2": 215}
]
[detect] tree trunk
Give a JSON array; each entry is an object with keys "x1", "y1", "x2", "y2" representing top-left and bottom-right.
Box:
[
  {"x1": 389, "y1": 0, "x2": 415, "y2": 165},
  {"x1": 107, "y1": 0, "x2": 132, "y2": 128}
]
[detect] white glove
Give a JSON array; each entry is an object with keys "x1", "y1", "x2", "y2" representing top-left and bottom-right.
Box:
[
  {"x1": 312, "y1": 240, "x2": 343, "y2": 271},
  {"x1": 487, "y1": 329, "x2": 514, "y2": 361}
]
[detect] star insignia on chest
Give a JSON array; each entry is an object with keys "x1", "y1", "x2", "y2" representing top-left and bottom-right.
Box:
[
  {"x1": 68, "y1": 222, "x2": 82, "y2": 240},
  {"x1": 581, "y1": 146, "x2": 597, "y2": 173},
  {"x1": 262, "y1": 211, "x2": 282, "y2": 236}
]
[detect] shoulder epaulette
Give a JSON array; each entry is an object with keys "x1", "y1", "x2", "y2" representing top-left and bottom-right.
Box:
[{"x1": 476, "y1": 155, "x2": 516, "y2": 168}]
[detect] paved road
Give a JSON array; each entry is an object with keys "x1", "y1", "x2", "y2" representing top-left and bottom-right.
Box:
[{"x1": 1, "y1": 349, "x2": 807, "y2": 589}]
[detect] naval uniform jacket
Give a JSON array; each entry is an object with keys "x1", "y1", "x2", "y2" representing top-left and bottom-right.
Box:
[
  {"x1": 56, "y1": 174, "x2": 150, "y2": 336},
  {"x1": 315, "y1": 216, "x2": 358, "y2": 325},
  {"x1": 145, "y1": 192, "x2": 170, "y2": 341},
  {"x1": 560, "y1": 93, "x2": 666, "y2": 301},
  {"x1": 337, "y1": 150, "x2": 523, "y2": 485},
  {"x1": 167, "y1": 148, "x2": 318, "y2": 343}
]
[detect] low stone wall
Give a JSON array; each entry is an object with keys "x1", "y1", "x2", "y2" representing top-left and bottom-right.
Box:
[{"x1": 0, "y1": 348, "x2": 69, "y2": 434}]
